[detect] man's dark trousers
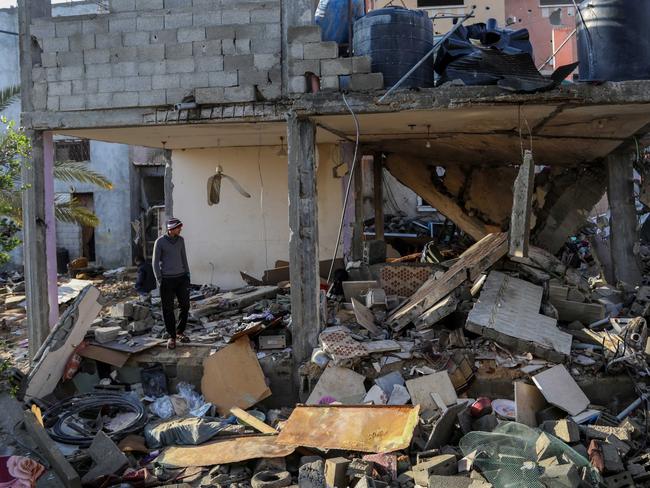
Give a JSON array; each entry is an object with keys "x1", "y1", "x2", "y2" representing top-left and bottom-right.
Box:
[{"x1": 160, "y1": 275, "x2": 190, "y2": 337}]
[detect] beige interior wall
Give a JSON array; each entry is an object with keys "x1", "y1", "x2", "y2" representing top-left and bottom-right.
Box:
[{"x1": 172, "y1": 144, "x2": 343, "y2": 289}]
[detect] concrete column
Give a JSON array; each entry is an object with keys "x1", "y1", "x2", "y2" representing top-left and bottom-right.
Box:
[
  {"x1": 607, "y1": 151, "x2": 643, "y2": 286},
  {"x1": 163, "y1": 149, "x2": 173, "y2": 221},
  {"x1": 373, "y1": 155, "x2": 385, "y2": 241},
  {"x1": 281, "y1": 0, "x2": 317, "y2": 96},
  {"x1": 287, "y1": 113, "x2": 320, "y2": 368},
  {"x1": 44, "y1": 132, "x2": 58, "y2": 328}
]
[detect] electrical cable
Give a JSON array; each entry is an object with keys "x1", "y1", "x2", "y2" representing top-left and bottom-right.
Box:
[
  {"x1": 256, "y1": 140, "x2": 269, "y2": 270},
  {"x1": 327, "y1": 93, "x2": 360, "y2": 283}
]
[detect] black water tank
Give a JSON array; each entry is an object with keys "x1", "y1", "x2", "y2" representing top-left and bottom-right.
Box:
[
  {"x1": 353, "y1": 6, "x2": 434, "y2": 89},
  {"x1": 577, "y1": 0, "x2": 650, "y2": 81}
]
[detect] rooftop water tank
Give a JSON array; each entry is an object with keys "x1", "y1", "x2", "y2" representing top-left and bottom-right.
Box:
[
  {"x1": 577, "y1": 0, "x2": 650, "y2": 81},
  {"x1": 353, "y1": 6, "x2": 434, "y2": 89}
]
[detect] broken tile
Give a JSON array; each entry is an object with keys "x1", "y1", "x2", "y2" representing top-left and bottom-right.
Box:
[{"x1": 532, "y1": 365, "x2": 590, "y2": 416}]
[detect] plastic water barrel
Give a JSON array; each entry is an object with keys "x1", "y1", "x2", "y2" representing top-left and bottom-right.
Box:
[
  {"x1": 353, "y1": 6, "x2": 434, "y2": 89},
  {"x1": 315, "y1": 0, "x2": 365, "y2": 45},
  {"x1": 577, "y1": 0, "x2": 650, "y2": 81}
]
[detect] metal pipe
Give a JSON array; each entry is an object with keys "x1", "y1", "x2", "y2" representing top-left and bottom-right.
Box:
[
  {"x1": 537, "y1": 27, "x2": 577, "y2": 71},
  {"x1": 616, "y1": 394, "x2": 647, "y2": 422},
  {"x1": 378, "y1": 8, "x2": 475, "y2": 103}
]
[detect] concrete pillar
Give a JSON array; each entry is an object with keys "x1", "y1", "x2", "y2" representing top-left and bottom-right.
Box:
[
  {"x1": 287, "y1": 113, "x2": 320, "y2": 368},
  {"x1": 163, "y1": 149, "x2": 173, "y2": 221},
  {"x1": 281, "y1": 0, "x2": 316, "y2": 96},
  {"x1": 373, "y1": 155, "x2": 385, "y2": 241},
  {"x1": 607, "y1": 151, "x2": 643, "y2": 286},
  {"x1": 44, "y1": 132, "x2": 58, "y2": 328}
]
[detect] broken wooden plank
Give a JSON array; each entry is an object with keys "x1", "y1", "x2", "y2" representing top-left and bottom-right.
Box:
[
  {"x1": 230, "y1": 407, "x2": 278, "y2": 434},
  {"x1": 509, "y1": 150, "x2": 535, "y2": 258},
  {"x1": 414, "y1": 293, "x2": 458, "y2": 330},
  {"x1": 532, "y1": 365, "x2": 590, "y2": 416},
  {"x1": 466, "y1": 271, "x2": 572, "y2": 360}
]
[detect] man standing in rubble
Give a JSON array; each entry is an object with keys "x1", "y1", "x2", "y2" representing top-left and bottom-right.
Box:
[{"x1": 153, "y1": 218, "x2": 191, "y2": 349}]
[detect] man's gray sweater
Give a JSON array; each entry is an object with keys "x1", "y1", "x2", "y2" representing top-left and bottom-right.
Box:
[{"x1": 152, "y1": 234, "x2": 190, "y2": 283}]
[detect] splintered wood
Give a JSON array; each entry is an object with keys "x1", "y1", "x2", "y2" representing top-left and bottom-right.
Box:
[
  {"x1": 387, "y1": 233, "x2": 508, "y2": 331},
  {"x1": 509, "y1": 150, "x2": 535, "y2": 259},
  {"x1": 466, "y1": 271, "x2": 573, "y2": 359}
]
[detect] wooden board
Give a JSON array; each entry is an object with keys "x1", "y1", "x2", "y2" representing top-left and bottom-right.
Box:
[
  {"x1": 514, "y1": 381, "x2": 548, "y2": 428},
  {"x1": 466, "y1": 271, "x2": 573, "y2": 359},
  {"x1": 229, "y1": 407, "x2": 277, "y2": 434},
  {"x1": 201, "y1": 337, "x2": 271, "y2": 416},
  {"x1": 532, "y1": 365, "x2": 590, "y2": 416},
  {"x1": 306, "y1": 365, "x2": 367, "y2": 405},
  {"x1": 405, "y1": 372, "x2": 458, "y2": 411},
  {"x1": 25, "y1": 286, "x2": 102, "y2": 401},
  {"x1": 414, "y1": 293, "x2": 458, "y2": 330},
  {"x1": 79, "y1": 344, "x2": 130, "y2": 367},
  {"x1": 89, "y1": 336, "x2": 162, "y2": 354},
  {"x1": 509, "y1": 150, "x2": 535, "y2": 258}
]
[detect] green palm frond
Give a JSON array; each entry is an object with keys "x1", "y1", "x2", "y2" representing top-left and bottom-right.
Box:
[
  {"x1": 0, "y1": 191, "x2": 23, "y2": 224},
  {"x1": 54, "y1": 160, "x2": 113, "y2": 190},
  {"x1": 0, "y1": 86, "x2": 20, "y2": 113},
  {"x1": 54, "y1": 196, "x2": 100, "y2": 227}
]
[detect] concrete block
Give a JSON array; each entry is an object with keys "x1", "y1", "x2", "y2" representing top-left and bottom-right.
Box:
[
  {"x1": 251, "y1": 37, "x2": 281, "y2": 54},
  {"x1": 110, "y1": 46, "x2": 138, "y2": 62},
  {"x1": 290, "y1": 59, "x2": 320, "y2": 76},
  {"x1": 235, "y1": 38, "x2": 251, "y2": 54},
  {"x1": 208, "y1": 70, "x2": 238, "y2": 87},
  {"x1": 42, "y1": 37, "x2": 69, "y2": 53},
  {"x1": 45, "y1": 67, "x2": 59, "y2": 82},
  {"x1": 321, "y1": 58, "x2": 352, "y2": 76},
  {"x1": 206, "y1": 25, "x2": 235, "y2": 39},
  {"x1": 49, "y1": 81, "x2": 72, "y2": 96},
  {"x1": 238, "y1": 68, "x2": 270, "y2": 85},
  {"x1": 152, "y1": 73, "x2": 180, "y2": 89},
  {"x1": 325, "y1": 457, "x2": 350, "y2": 488},
  {"x1": 349, "y1": 72, "x2": 383, "y2": 91},
  {"x1": 539, "y1": 464, "x2": 581, "y2": 488},
  {"x1": 413, "y1": 455, "x2": 457, "y2": 477},
  {"x1": 72, "y1": 79, "x2": 99, "y2": 95},
  {"x1": 137, "y1": 44, "x2": 165, "y2": 62},
  {"x1": 165, "y1": 12, "x2": 193, "y2": 29},
  {"x1": 137, "y1": 14, "x2": 165, "y2": 32},
  {"x1": 288, "y1": 25, "x2": 321, "y2": 43},
  {"x1": 150, "y1": 29, "x2": 177, "y2": 44},
  {"x1": 138, "y1": 61, "x2": 166, "y2": 75},
  {"x1": 55, "y1": 20, "x2": 83, "y2": 37},
  {"x1": 31, "y1": 22, "x2": 56, "y2": 39},
  {"x1": 195, "y1": 86, "x2": 225, "y2": 104},
  {"x1": 68, "y1": 33, "x2": 95, "y2": 52},
  {"x1": 109, "y1": 17, "x2": 137, "y2": 32},
  {"x1": 222, "y1": 9, "x2": 250, "y2": 25},
  {"x1": 303, "y1": 41, "x2": 338, "y2": 60},
  {"x1": 124, "y1": 75, "x2": 152, "y2": 91},
  {"x1": 46, "y1": 96, "x2": 60, "y2": 111},
  {"x1": 32, "y1": 67, "x2": 46, "y2": 83},
  {"x1": 234, "y1": 24, "x2": 258, "y2": 38},
  {"x1": 535, "y1": 433, "x2": 556, "y2": 461},
  {"x1": 288, "y1": 75, "x2": 306, "y2": 94},
  {"x1": 112, "y1": 91, "x2": 139, "y2": 107},
  {"x1": 224, "y1": 85, "x2": 256, "y2": 102},
  {"x1": 82, "y1": 18, "x2": 109, "y2": 34},
  {"x1": 193, "y1": 40, "x2": 222, "y2": 57},
  {"x1": 57, "y1": 66, "x2": 83, "y2": 82},
  {"x1": 166, "y1": 58, "x2": 195, "y2": 73},
  {"x1": 352, "y1": 55, "x2": 372, "y2": 74},
  {"x1": 86, "y1": 63, "x2": 112, "y2": 79},
  {"x1": 254, "y1": 53, "x2": 280, "y2": 70},
  {"x1": 94, "y1": 326, "x2": 122, "y2": 344},
  {"x1": 221, "y1": 39, "x2": 236, "y2": 55},
  {"x1": 40, "y1": 53, "x2": 58, "y2": 68},
  {"x1": 288, "y1": 42, "x2": 303, "y2": 60},
  {"x1": 265, "y1": 23, "x2": 281, "y2": 39},
  {"x1": 99, "y1": 77, "x2": 125, "y2": 92},
  {"x1": 57, "y1": 52, "x2": 82, "y2": 67},
  {"x1": 129, "y1": 320, "x2": 153, "y2": 334},
  {"x1": 165, "y1": 43, "x2": 193, "y2": 59},
  {"x1": 123, "y1": 31, "x2": 149, "y2": 46},
  {"x1": 95, "y1": 33, "x2": 122, "y2": 49},
  {"x1": 346, "y1": 459, "x2": 373, "y2": 479},
  {"x1": 196, "y1": 55, "x2": 224, "y2": 72},
  {"x1": 320, "y1": 75, "x2": 339, "y2": 91},
  {"x1": 177, "y1": 27, "x2": 206, "y2": 43},
  {"x1": 32, "y1": 83, "x2": 47, "y2": 111},
  {"x1": 251, "y1": 7, "x2": 281, "y2": 23},
  {"x1": 163, "y1": 0, "x2": 185, "y2": 7},
  {"x1": 135, "y1": 0, "x2": 163, "y2": 9},
  {"x1": 112, "y1": 61, "x2": 139, "y2": 76},
  {"x1": 224, "y1": 54, "x2": 253, "y2": 70},
  {"x1": 110, "y1": 0, "x2": 135, "y2": 11},
  {"x1": 541, "y1": 420, "x2": 581, "y2": 444},
  {"x1": 180, "y1": 72, "x2": 209, "y2": 88},
  {"x1": 192, "y1": 11, "x2": 222, "y2": 27},
  {"x1": 138, "y1": 89, "x2": 167, "y2": 106}
]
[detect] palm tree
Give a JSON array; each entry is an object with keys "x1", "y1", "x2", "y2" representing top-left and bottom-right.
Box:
[{"x1": 0, "y1": 86, "x2": 20, "y2": 112}]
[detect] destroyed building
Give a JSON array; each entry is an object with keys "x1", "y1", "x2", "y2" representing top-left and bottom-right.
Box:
[{"x1": 5, "y1": 0, "x2": 650, "y2": 486}]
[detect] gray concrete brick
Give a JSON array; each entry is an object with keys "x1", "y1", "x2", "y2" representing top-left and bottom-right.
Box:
[
  {"x1": 98, "y1": 77, "x2": 125, "y2": 93},
  {"x1": 288, "y1": 42, "x2": 303, "y2": 60},
  {"x1": 49, "y1": 81, "x2": 72, "y2": 96},
  {"x1": 152, "y1": 73, "x2": 180, "y2": 89},
  {"x1": 138, "y1": 61, "x2": 167, "y2": 75},
  {"x1": 31, "y1": 22, "x2": 55, "y2": 39},
  {"x1": 254, "y1": 53, "x2": 280, "y2": 70},
  {"x1": 321, "y1": 58, "x2": 352, "y2": 76},
  {"x1": 57, "y1": 52, "x2": 82, "y2": 67},
  {"x1": 222, "y1": 9, "x2": 250, "y2": 25},
  {"x1": 290, "y1": 59, "x2": 320, "y2": 76},
  {"x1": 349, "y1": 72, "x2": 383, "y2": 91},
  {"x1": 86, "y1": 63, "x2": 112, "y2": 79},
  {"x1": 136, "y1": 0, "x2": 163, "y2": 9},
  {"x1": 165, "y1": 88, "x2": 192, "y2": 104},
  {"x1": 166, "y1": 58, "x2": 195, "y2": 73},
  {"x1": 123, "y1": 31, "x2": 150, "y2": 46},
  {"x1": 193, "y1": 40, "x2": 221, "y2": 57},
  {"x1": 68, "y1": 33, "x2": 95, "y2": 52},
  {"x1": 82, "y1": 18, "x2": 109, "y2": 34},
  {"x1": 55, "y1": 21, "x2": 82, "y2": 37},
  {"x1": 224, "y1": 85, "x2": 255, "y2": 102},
  {"x1": 113, "y1": 61, "x2": 139, "y2": 76},
  {"x1": 72, "y1": 79, "x2": 99, "y2": 95},
  {"x1": 47, "y1": 94, "x2": 59, "y2": 111},
  {"x1": 352, "y1": 55, "x2": 372, "y2": 74},
  {"x1": 238, "y1": 68, "x2": 270, "y2": 85},
  {"x1": 109, "y1": 17, "x2": 137, "y2": 32},
  {"x1": 45, "y1": 67, "x2": 59, "y2": 82},
  {"x1": 250, "y1": 7, "x2": 280, "y2": 23},
  {"x1": 320, "y1": 75, "x2": 339, "y2": 91},
  {"x1": 124, "y1": 76, "x2": 151, "y2": 92},
  {"x1": 251, "y1": 37, "x2": 281, "y2": 54},
  {"x1": 32, "y1": 67, "x2": 46, "y2": 83},
  {"x1": 59, "y1": 95, "x2": 86, "y2": 111},
  {"x1": 163, "y1": 0, "x2": 185, "y2": 7},
  {"x1": 137, "y1": 14, "x2": 165, "y2": 32},
  {"x1": 257, "y1": 83, "x2": 281, "y2": 101},
  {"x1": 206, "y1": 25, "x2": 235, "y2": 39},
  {"x1": 41, "y1": 52, "x2": 58, "y2": 68},
  {"x1": 165, "y1": 12, "x2": 193, "y2": 29},
  {"x1": 180, "y1": 72, "x2": 209, "y2": 88},
  {"x1": 95, "y1": 33, "x2": 122, "y2": 49},
  {"x1": 177, "y1": 27, "x2": 205, "y2": 43},
  {"x1": 165, "y1": 42, "x2": 193, "y2": 59},
  {"x1": 221, "y1": 39, "x2": 236, "y2": 55},
  {"x1": 86, "y1": 93, "x2": 112, "y2": 109},
  {"x1": 32, "y1": 82, "x2": 47, "y2": 111},
  {"x1": 110, "y1": 46, "x2": 138, "y2": 62},
  {"x1": 110, "y1": 0, "x2": 135, "y2": 11},
  {"x1": 234, "y1": 24, "x2": 258, "y2": 38},
  {"x1": 224, "y1": 54, "x2": 253, "y2": 71},
  {"x1": 235, "y1": 38, "x2": 250, "y2": 54},
  {"x1": 196, "y1": 55, "x2": 224, "y2": 72},
  {"x1": 59, "y1": 65, "x2": 84, "y2": 81},
  {"x1": 42, "y1": 37, "x2": 69, "y2": 53},
  {"x1": 268, "y1": 66, "x2": 281, "y2": 84},
  {"x1": 303, "y1": 41, "x2": 337, "y2": 60},
  {"x1": 84, "y1": 48, "x2": 110, "y2": 64},
  {"x1": 112, "y1": 91, "x2": 139, "y2": 106},
  {"x1": 192, "y1": 11, "x2": 222, "y2": 27},
  {"x1": 264, "y1": 23, "x2": 281, "y2": 39},
  {"x1": 208, "y1": 70, "x2": 238, "y2": 87},
  {"x1": 195, "y1": 86, "x2": 224, "y2": 104},
  {"x1": 288, "y1": 75, "x2": 306, "y2": 94},
  {"x1": 138, "y1": 89, "x2": 166, "y2": 106},
  {"x1": 150, "y1": 29, "x2": 177, "y2": 44},
  {"x1": 288, "y1": 25, "x2": 321, "y2": 43},
  {"x1": 137, "y1": 44, "x2": 165, "y2": 61}
]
